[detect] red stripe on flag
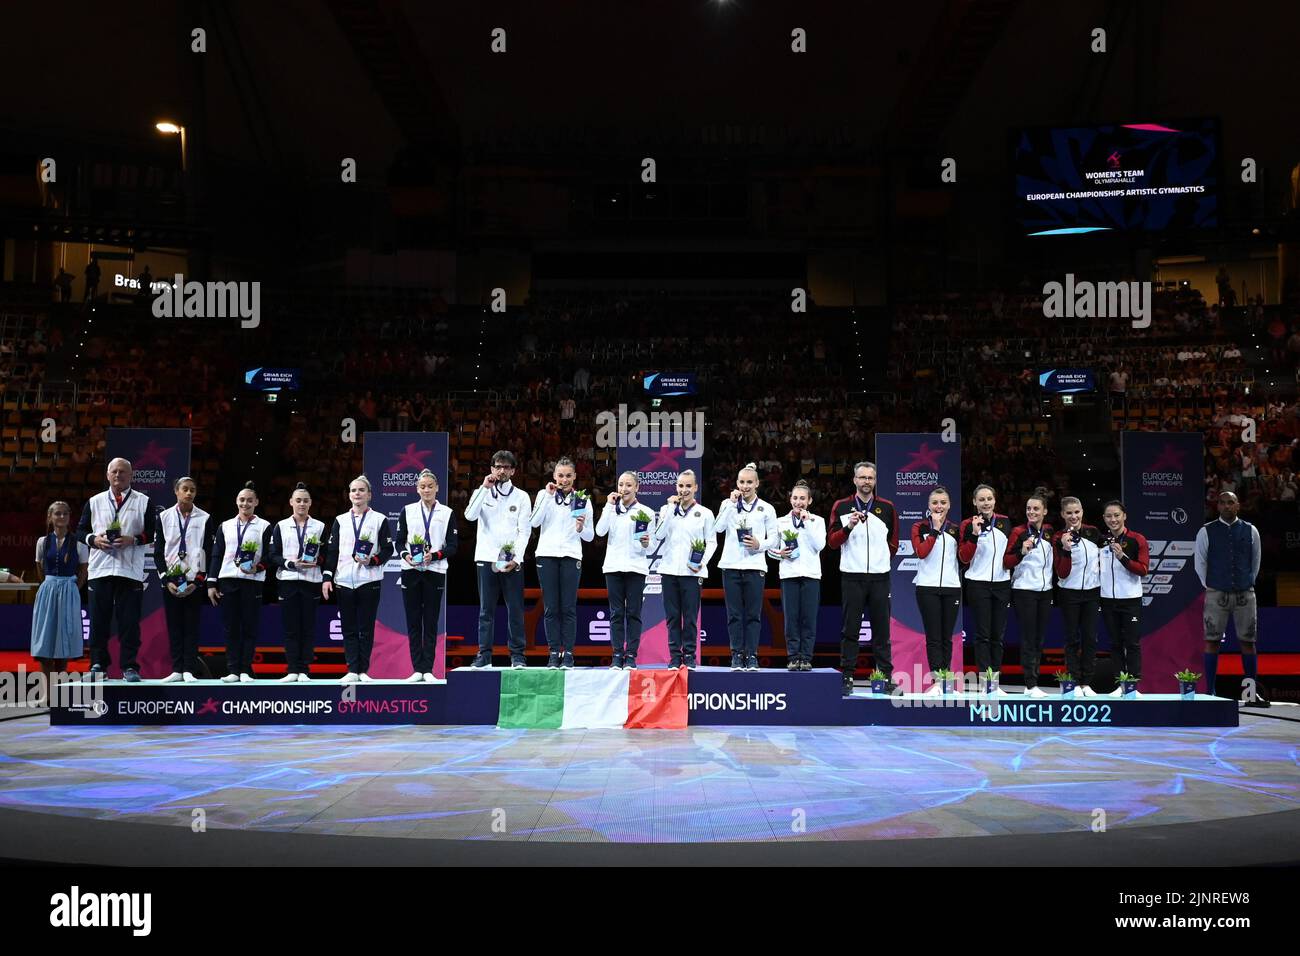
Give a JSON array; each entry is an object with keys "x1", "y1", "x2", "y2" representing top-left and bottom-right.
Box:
[{"x1": 624, "y1": 667, "x2": 689, "y2": 729}]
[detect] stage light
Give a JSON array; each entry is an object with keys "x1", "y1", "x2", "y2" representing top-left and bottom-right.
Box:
[{"x1": 155, "y1": 121, "x2": 182, "y2": 134}]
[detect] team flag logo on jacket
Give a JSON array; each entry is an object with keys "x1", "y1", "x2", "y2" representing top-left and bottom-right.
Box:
[{"x1": 498, "y1": 668, "x2": 688, "y2": 729}]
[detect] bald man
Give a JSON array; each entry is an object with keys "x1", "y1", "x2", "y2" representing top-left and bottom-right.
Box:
[
  {"x1": 1194, "y1": 492, "x2": 1267, "y2": 707},
  {"x1": 75, "y1": 458, "x2": 158, "y2": 681}
]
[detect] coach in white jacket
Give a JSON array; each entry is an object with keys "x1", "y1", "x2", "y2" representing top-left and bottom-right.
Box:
[
  {"x1": 464, "y1": 450, "x2": 533, "y2": 668},
  {"x1": 75, "y1": 458, "x2": 157, "y2": 681}
]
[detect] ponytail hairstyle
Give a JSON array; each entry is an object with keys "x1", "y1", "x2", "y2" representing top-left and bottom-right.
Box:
[
  {"x1": 173, "y1": 475, "x2": 196, "y2": 493},
  {"x1": 555, "y1": 456, "x2": 576, "y2": 473},
  {"x1": 294, "y1": 481, "x2": 310, "y2": 493},
  {"x1": 418, "y1": 469, "x2": 438, "y2": 483},
  {"x1": 1026, "y1": 486, "x2": 1050, "y2": 512},
  {"x1": 350, "y1": 475, "x2": 372, "y2": 494},
  {"x1": 792, "y1": 479, "x2": 813, "y2": 500}
]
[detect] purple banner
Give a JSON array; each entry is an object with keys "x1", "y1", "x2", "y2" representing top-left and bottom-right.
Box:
[
  {"x1": 616, "y1": 429, "x2": 704, "y2": 665},
  {"x1": 1121, "y1": 431, "x2": 1206, "y2": 692},
  {"x1": 103, "y1": 428, "x2": 192, "y2": 678},
  {"x1": 875, "y1": 434, "x2": 963, "y2": 691},
  {"x1": 362, "y1": 432, "x2": 449, "y2": 678}
]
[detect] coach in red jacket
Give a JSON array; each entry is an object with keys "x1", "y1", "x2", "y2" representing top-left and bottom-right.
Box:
[
  {"x1": 1098, "y1": 499, "x2": 1151, "y2": 695},
  {"x1": 828, "y1": 462, "x2": 899, "y2": 696}
]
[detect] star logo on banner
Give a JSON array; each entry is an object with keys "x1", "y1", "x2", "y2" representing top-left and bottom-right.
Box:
[
  {"x1": 900, "y1": 443, "x2": 944, "y2": 472},
  {"x1": 1149, "y1": 444, "x2": 1187, "y2": 471},
  {"x1": 197, "y1": 698, "x2": 220, "y2": 715},
  {"x1": 134, "y1": 440, "x2": 172, "y2": 469},
  {"x1": 386, "y1": 443, "x2": 433, "y2": 473},
  {"x1": 643, "y1": 444, "x2": 686, "y2": 471}
]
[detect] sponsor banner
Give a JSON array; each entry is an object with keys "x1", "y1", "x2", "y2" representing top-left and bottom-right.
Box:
[
  {"x1": 1121, "y1": 432, "x2": 1206, "y2": 691},
  {"x1": 686, "y1": 669, "x2": 845, "y2": 725},
  {"x1": 617, "y1": 431, "x2": 704, "y2": 664},
  {"x1": 362, "y1": 433, "x2": 450, "y2": 678},
  {"x1": 243, "y1": 367, "x2": 300, "y2": 391},
  {"x1": 104, "y1": 429, "x2": 192, "y2": 678},
  {"x1": 49, "y1": 684, "x2": 447, "y2": 725},
  {"x1": 875, "y1": 434, "x2": 963, "y2": 685},
  {"x1": 1038, "y1": 368, "x2": 1096, "y2": 394},
  {"x1": 846, "y1": 695, "x2": 1236, "y2": 728}
]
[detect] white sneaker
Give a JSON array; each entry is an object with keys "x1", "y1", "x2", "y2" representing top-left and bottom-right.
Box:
[
  {"x1": 1108, "y1": 686, "x2": 1123, "y2": 698},
  {"x1": 278, "y1": 673, "x2": 299, "y2": 683},
  {"x1": 1026, "y1": 686, "x2": 1048, "y2": 699},
  {"x1": 297, "y1": 673, "x2": 312, "y2": 682},
  {"x1": 239, "y1": 673, "x2": 254, "y2": 683},
  {"x1": 220, "y1": 673, "x2": 240, "y2": 683},
  {"x1": 358, "y1": 673, "x2": 374, "y2": 682},
  {"x1": 403, "y1": 672, "x2": 423, "y2": 683},
  {"x1": 1079, "y1": 685, "x2": 1096, "y2": 697},
  {"x1": 339, "y1": 672, "x2": 360, "y2": 683},
  {"x1": 182, "y1": 672, "x2": 197, "y2": 683},
  {"x1": 423, "y1": 673, "x2": 436, "y2": 683},
  {"x1": 160, "y1": 672, "x2": 183, "y2": 683}
]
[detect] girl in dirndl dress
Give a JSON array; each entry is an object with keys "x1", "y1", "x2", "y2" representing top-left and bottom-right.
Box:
[{"x1": 31, "y1": 500, "x2": 89, "y2": 674}]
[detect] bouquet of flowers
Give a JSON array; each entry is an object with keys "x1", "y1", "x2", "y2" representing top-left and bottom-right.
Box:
[{"x1": 570, "y1": 489, "x2": 589, "y2": 514}]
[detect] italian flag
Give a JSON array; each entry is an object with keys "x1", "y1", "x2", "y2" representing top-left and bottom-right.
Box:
[{"x1": 498, "y1": 668, "x2": 689, "y2": 729}]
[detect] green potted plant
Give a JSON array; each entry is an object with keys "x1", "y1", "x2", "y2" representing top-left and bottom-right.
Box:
[
  {"x1": 688, "y1": 538, "x2": 707, "y2": 568},
  {"x1": 1175, "y1": 669, "x2": 1201, "y2": 699},
  {"x1": 570, "y1": 489, "x2": 589, "y2": 514},
  {"x1": 105, "y1": 518, "x2": 123, "y2": 543},
  {"x1": 237, "y1": 539, "x2": 259, "y2": 573},
  {"x1": 632, "y1": 508, "x2": 652, "y2": 536},
  {"x1": 300, "y1": 533, "x2": 321, "y2": 564},
  {"x1": 869, "y1": 668, "x2": 889, "y2": 695},
  {"x1": 982, "y1": 666, "x2": 999, "y2": 695},
  {"x1": 936, "y1": 668, "x2": 956, "y2": 695},
  {"x1": 495, "y1": 541, "x2": 516, "y2": 572},
  {"x1": 408, "y1": 533, "x2": 427, "y2": 565},
  {"x1": 1056, "y1": 670, "x2": 1076, "y2": 699},
  {"x1": 1117, "y1": 671, "x2": 1139, "y2": 698},
  {"x1": 164, "y1": 561, "x2": 190, "y2": 595},
  {"x1": 781, "y1": 529, "x2": 800, "y2": 560},
  {"x1": 353, "y1": 531, "x2": 374, "y2": 562},
  {"x1": 735, "y1": 521, "x2": 752, "y2": 548}
]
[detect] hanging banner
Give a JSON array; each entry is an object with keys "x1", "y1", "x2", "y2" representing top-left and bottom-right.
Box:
[
  {"x1": 362, "y1": 432, "x2": 450, "y2": 678},
  {"x1": 103, "y1": 428, "x2": 192, "y2": 677},
  {"x1": 616, "y1": 428, "x2": 705, "y2": 665},
  {"x1": 874, "y1": 434, "x2": 963, "y2": 691},
  {"x1": 1121, "y1": 431, "x2": 1206, "y2": 692}
]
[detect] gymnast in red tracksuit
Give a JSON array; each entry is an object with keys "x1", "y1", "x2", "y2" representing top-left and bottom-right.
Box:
[{"x1": 1098, "y1": 499, "x2": 1151, "y2": 694}]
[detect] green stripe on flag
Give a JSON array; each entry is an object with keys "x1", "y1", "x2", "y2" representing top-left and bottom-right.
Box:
[{"x1": 498, "y1": 669, "x2": 565, "y2": 729}]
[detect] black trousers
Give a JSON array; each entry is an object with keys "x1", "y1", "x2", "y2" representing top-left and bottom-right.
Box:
[
  {"x1": 219, "y1": 578, "x2": 262, "y2": 676},
  {"x1": 916, "y1": 586, "x2": 962, "y2": 673},
  {"x1": 1058, "y1": 587, "x2": 1100, "y2": 686},
  {"x1": 337, "y1": 582, "x2": 382, "y2": 674},
  {"x1": 1012, "y1": 589, "x2": 1053, "y2": 689},
  {"x1": 162, "y1": 587, "x2": 202, "y2": 673},
  {"x1": 401, "y1": 569, "x2": 445, "y2": 674},
  {"x1": 839, "y1": 573, "x2": 892, "y2": 676},
  {"x1": 606, "y1": 572, "x2": 646, "y2": 658},
  {"x1": 1101, "y1": 596, "x2": 1143, "y2": 680},
  {"x1": 661, "y1": 573, "x2": 702, "y2": 665},
  {"x1": 87, "y1": 575, "x2": 143, "y2": 671},
  {"x1": 279, "y1": 580, "x2": 319, "y2": 675},
  {"x1": 966, "y1": 579, "x2": 1012, "y2": 673}
]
